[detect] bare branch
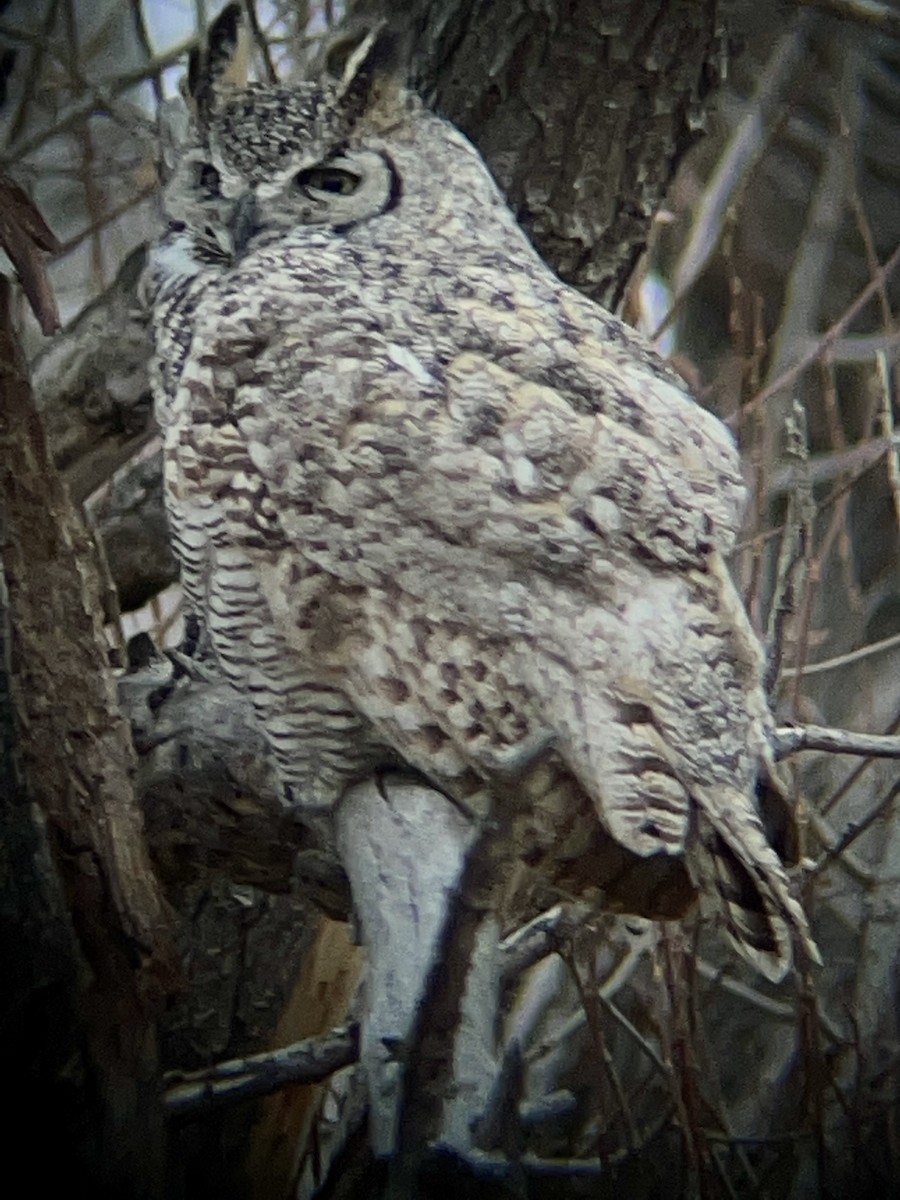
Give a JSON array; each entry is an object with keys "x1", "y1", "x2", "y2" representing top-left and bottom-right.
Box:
[
  {"x1": 765, "y1": 400, "x2": 814, "y2": 694},
  {"x1": 0, "y1": 36, "x2": 198, "y2": 167},
  {"x1": 779, "y1": 630, "x2": 900, "y2": 678},
  {"x1": 877, "y1": 350, "x2": 900, "y2": 529},
  {"x1": 0, "y1": 173, "x2": 61, "y2": 332},
  {"x1": 766, "y1": 436, "x2": 898, "y2": 496},
  {"x1": 799, "y1": 332, "x2": 900, "y2": 362},
  {"x1": 670, "y1": 26, "x2": 810, "y2": 310},
  {"x1": 731, "y1": 242, "x2": 900, "y2": 426},
  {"x1": 773, "y1": 724, "x2": 900, "y2": 761},
  {"x1": 164, "y1": 1023, "x2": 360, "y2": 1115},
  {"x1": 808, "y1": 811, "x2": 880, "y2": 884},
  {"x1": 499, "y1": 902, "x2": 593, "y2": 981}
]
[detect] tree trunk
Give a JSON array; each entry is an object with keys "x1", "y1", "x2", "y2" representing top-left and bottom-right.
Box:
[{"x1": 0, "y1": 274, "x2": 176, "y2": 1197}]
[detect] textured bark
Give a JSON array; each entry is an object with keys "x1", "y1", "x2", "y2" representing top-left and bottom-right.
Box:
[
  {"x1": 29, "y1": 246, "x2": 174, "y2": 614},
  {"x1": 33, "y1": 245, "x2": 155, "y2": 506},
  {"x1": 0, "y1": 572, "x2": 84, "y2": 1192},
  {"x1": 0, "y1": 275, "x2": 176, "y2": 1197}
]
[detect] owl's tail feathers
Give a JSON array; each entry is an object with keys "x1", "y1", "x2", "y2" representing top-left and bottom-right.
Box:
[{"x1": 690, "y1": 786, "x2": 821, "y2": 984}]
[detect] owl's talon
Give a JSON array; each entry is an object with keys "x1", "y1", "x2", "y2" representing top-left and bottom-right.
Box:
[
  {"x1": 166, "y1": 648, "x2": 204, "y2": 680},
  {"x1": 147, "y1": 679, "x2": 174, "y2": 714},
  {"x1": 180, "y1": 612, "x2": 203, "y2": 658}
]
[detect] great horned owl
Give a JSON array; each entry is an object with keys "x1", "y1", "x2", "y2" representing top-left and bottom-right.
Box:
[{"x1": 148, "y1": 6, "x2": 817, "y2": 982}]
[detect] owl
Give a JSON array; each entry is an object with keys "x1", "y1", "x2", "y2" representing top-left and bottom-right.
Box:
[{"x1": 148, "y1": 5, "x2": 817, "y2": 982}]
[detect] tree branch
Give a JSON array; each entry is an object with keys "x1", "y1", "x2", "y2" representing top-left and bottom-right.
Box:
[
  {"x1": 164, "y1": 1024, "x2": 360, "y2": 1115},
  {"x1": 773, "y1": 724, "x2": 900, "y2": 761}
]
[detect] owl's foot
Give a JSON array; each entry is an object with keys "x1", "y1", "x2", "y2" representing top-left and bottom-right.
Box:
[
  {"x1": 180, "y1": 612, "x2": 203, "y2": 659},
  {"x1": 146, "y1": 616, "x2": 213, "y2": 712},
  {"x1": 164, "y1": 613, "x2": 217, "y2": 683}
]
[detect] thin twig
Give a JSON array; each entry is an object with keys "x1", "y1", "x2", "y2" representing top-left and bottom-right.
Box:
[
  {"x1": 594, "y1": 989, "x2": 669, "y2": 1079},
  {"x1": 51, "y1": 182, "x2": 158, "y2": 259},
  {"x1": 246, "y1": 0, "x2": 279, "y2": 82},
  {"x1": 499, "y1": 901, "x2": 593, "y2": 981},
  {"x1": 523, "y1": 930, "x2": 664, "y2": 1077},
  {"x1": 0, "y1": 0, "x2": 61, "y2": 147},
  {"x1": 877, "y1": 350, "x2": 900, "y2": 528},
  {"x1": 820, "y1": 707, "x2": 900, "y2": 816},
  {"x1": 765, "y1": 401, "x2": 813, "y2": 694},
  {"x1": 731, "y1": 242, "x2": 900, "y2": 426},
  {"x1": 740, "y1": 429, "x2": 899, "y2": 558},
  {"x1": 666, "y1": 26, "x2": 810, "y2": 323},
  {"x1": 798, "y1": 331, "x2": 900, "y2": 361},
  {"x1": 766, "y1": 436, "x2": 897, "y2": 496},
  {"x1": 0, "y1": 37, "x2": 198, "y2": 167},
  {"x1": 129, "y1": 0, "x2": 164, "y2": 108},
  {"x1": 695, "y1": 960, "x2": 845, "y2": 1044},
  {"x1": 563, "y1": 944, "x2": 640, "y2": 1151},
  {"x1": 778, "y1": 632, "x2": 900, "y2": 678},
  {"x1": 766, "y1": 43, "x2": 855, "y2": 385},
  {"x1": 811, "y1": 780, "x2": 900, "y2": 875},
  {"x1": 809, "y1": 811, "x2": 881, "y2": 885}
]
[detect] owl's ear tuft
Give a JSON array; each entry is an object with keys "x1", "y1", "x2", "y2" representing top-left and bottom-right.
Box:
[
  {"x1": 324, "y1": 23, "x2": 408, "y2": 127},
  {"x1": 324, "y1": 23, "x2": 396, "y2": 84},
  {"x1": 187, "y1": 2, "x2": 250, "y2": 127}
]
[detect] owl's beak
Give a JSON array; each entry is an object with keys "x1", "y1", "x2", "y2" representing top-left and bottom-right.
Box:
[{"x1": 230, "y1": 193, "x2": 261, "y2": 257}]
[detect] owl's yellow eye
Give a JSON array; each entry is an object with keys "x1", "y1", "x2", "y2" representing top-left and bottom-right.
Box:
[{"x1": 293, "y1": 166, "x2": 360, "y2": 197}]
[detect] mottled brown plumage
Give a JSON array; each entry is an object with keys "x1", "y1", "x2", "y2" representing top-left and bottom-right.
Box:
[{"x1": 148, "y1": 11, "x2": 817, "y2": 981}]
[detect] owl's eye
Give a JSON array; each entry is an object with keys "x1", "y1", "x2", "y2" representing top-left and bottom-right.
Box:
[
  {"x1": 198, "y1": 163, "x2": 222, "y2": 197},
  {"x1": 293, "y1": 166, "x2": 361, "y2": 198}
]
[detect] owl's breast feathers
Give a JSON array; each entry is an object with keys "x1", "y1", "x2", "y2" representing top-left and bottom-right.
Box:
[{"x1": 159, "y1": 184, "x2": 817, "y2": 981}]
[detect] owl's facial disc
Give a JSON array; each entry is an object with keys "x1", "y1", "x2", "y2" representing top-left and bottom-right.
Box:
[{"x1": 222, "y1": 148, "x2": 398, "y2": 248}]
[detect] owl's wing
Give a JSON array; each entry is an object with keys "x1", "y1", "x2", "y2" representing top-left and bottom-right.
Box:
[{"x1": 186, "y1": 250, "x2": 814, "y2": 979}]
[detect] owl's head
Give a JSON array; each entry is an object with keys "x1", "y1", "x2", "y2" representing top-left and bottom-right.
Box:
[{"x1": 162, "y1": 5, "x2": 412, "y2": 261}]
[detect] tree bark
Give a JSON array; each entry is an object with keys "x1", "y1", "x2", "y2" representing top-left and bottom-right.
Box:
[{"x1": 0, "y1": 274, "x2": 176, "y2": 1197}]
